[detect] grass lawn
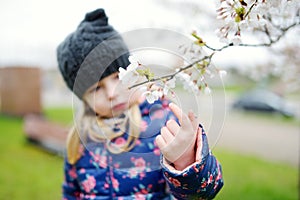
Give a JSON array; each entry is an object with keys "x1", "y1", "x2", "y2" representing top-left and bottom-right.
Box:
[
  {"x1": 0, "y1": 107, "x2": 298, "y2": 199},
  {"x1": 214, "y1": 149, "x2": 298, "y2": 200}
]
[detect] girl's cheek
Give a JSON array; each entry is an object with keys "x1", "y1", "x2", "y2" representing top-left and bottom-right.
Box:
[{"x1": 116, "y1": 85, "x2": 126, "y2": 93}]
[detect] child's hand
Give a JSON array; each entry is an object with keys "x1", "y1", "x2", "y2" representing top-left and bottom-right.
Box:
[{"x1": 155, "y1": 103, "x2": 203, "y2": 170}]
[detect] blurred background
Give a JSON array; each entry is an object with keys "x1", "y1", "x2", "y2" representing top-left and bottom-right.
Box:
[{"x1": 0, "y1": 0, "x2": 299, "y2": 199}]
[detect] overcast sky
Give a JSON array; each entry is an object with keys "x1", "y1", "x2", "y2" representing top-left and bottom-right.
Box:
[
  {"x1": 0, "y1": 0, "x2": 181, "y2": 68},
  {"x1": 0, "y1": 0, "x2": 272, "y2": 69}
]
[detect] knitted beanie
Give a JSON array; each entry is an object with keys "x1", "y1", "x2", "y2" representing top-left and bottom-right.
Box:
[{"x1": 57, "y1": 8, "x2": 130, "y2": 99}]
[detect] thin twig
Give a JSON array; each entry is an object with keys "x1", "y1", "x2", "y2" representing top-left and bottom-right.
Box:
[
  {"x1": 204, "y1": 43, "x2": 233, "y2": 51},
  {"x1": 239, "y1": 22, "x2": 299, "y2": 47},
  {"x1": 244, "y1": 0, "x2": 258, "y2": 19},
  {"x1": 128, "y1": 53, "x2": 214, "y2": 90}
]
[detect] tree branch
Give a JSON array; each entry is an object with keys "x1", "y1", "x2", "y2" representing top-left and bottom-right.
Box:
[
  {"x1": 127, "y1": 18, "x2": 299, "y2": 90},
  {"x1": 244, "y1": 0, "x2": 258, "y2": 19},
  {"x1": 128, "y1": 53, "x2": 214, "y2": 90},
  {"x1": 238, "y1": 22, "x2": 299, "y2": 47}
]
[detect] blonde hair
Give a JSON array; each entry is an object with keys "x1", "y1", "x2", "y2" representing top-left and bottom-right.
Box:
[{"x1": 66, "y1": 103, "x2": 141, "y2": 164}]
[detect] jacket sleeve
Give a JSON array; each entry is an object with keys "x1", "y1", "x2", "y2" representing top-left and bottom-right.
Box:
[
  {"x1": 161, "y1": 125, "x2": 224, "y2": 200},
  {"x1": 62, "y1": 159, "x2": 81, "y2": 200}
]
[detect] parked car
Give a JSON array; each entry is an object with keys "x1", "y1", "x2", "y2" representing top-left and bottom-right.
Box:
[{"x1": 232, "y1": 89, "x2": 295, "y2": 118}]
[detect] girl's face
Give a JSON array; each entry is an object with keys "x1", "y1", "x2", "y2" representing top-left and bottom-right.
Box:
[{"x1": 84, "y1": 72, "x2": 142, "y2": 118}]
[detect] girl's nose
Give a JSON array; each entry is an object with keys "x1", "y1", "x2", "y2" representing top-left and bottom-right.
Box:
[
  {"x1": 105, "y1": 82, "x2": 118, "y2": 100},
  {"x1": 106, "y1": 89, "x2": 116, "y2": 100}
]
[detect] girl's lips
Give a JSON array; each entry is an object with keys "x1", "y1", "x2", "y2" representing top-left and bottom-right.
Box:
[{"x1": 113, "y1": 103, "x2": 127, "y2": 111}]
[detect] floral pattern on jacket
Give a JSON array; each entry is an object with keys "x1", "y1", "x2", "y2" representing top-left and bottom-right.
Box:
[{"x1": 62, "y1": 99, "x2": 223, "y2": 200}]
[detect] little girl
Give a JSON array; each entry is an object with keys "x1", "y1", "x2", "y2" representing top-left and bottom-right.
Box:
[{"x1": 57, "y1": 8, "x2": 223, "y2": 200}]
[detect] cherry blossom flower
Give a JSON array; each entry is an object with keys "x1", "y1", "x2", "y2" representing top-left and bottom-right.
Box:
[
  {"x1": 162, "y1": 78, "x2": 176, "y2": 95},
  {"x1": 118, "y1": 55, "x2": 140, "y2": 85},
  {"x1": 231, "y1": 34, "x2": 242, "y2": 45},
  {"x1": 204, "y1": 86, "x2": 212, "y2": 95},
  {"x1": 117, "y1": 0, "x2": 299, "y2": 101},
  {"x1": 215, "y1": 0, "x2": 298, "y2": 46},
  {"x1": 176, "y1": 72, "x2": 199, "y2": 94},
  {"x1": 142, "y1": 90, "x2": 163, "y2": 104},
  {"x1": 215, "y1": 0, "x2": 263, "y2": 44},
  {"x1": 128, "y1": 55, "x2": 139, "y2": 68},
  {"x1": 218, "y1": 70, "x2": 227, "y2": 78}
]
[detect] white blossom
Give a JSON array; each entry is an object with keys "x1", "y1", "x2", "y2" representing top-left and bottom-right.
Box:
[
  {"x1": 204, "y1": 86, "x2": 212, "y2": 95},
  {"x1": 118, "y1": 67, "x2": 139, "y2": 85},
  {"x1": 118, "y1": 0, "x2": 299, "y2": 98},
  {"x1": 206, "y1": 69, "x2": 215, "y2": 78},
  {"x1": 218, "y1": 70, "x2": 227, "y2": 78},
  {"x1": 163, "y1": 78, "x2": 176, "y2": 95},
  {"x1": 143, "y1": 90, "x2": 163, "y2": 104},
  {"x1": 215, "y1": 0, "x2": 298, "y2": 45},
  {"x1": 231, "y1": 35, "x2": 242, "y2": 45},
  {"x1": 176, "y1": 72, "x2": 199, "y2": 94},
  {"x1": 118, "y1": 55, "x2": 140, "y2": 85},
  {"x1": 128, "y1": 55, "x2": 140, "y2": 68}
]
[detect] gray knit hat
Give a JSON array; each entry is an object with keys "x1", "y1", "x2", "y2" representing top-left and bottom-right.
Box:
[{"x1": 57, "y1": 8, "x2": 130, "y2": 99}]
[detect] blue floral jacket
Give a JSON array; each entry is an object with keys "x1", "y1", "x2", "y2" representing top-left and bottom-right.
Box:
[{"x1": 62, "y1": 99, "x2": 223, "y2": 199}]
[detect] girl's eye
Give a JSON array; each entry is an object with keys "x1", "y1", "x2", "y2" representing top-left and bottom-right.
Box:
[
  {"x1": 95, "y1": 85, "x2": 102, "y2": 91},
  {"x1": 114, "y1": 74, "x2": 119, "y2": 79},
  {"x1": 90, "y1": 85, "x2": 102, "y2": 93}
]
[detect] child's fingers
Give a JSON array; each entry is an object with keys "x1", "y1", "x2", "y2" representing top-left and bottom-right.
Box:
[
  {"x1": 155, "y1": 135, "x2": 167, "y2": 149},
  {"x1": 168, "y1": 103, "x2": 182, "y2": 124},
  {"x1": 161, "y1": 126, "x2": 175, "y2": 142},
  {"x1": 169, "y1": 103, "x2": 191, "y2": 127},
  {"x1": 166, "y1": 119, "x2": 180, "y2": 135}
]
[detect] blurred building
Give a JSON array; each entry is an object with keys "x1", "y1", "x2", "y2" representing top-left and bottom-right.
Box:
[{"x1": 0, "y1": 67, "x2": 42, "y2": 116}]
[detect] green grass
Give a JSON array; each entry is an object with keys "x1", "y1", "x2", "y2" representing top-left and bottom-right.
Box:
[
  {"x1": 44, "y1": 106, "x2": 74, "y2": 125},
  {"x1": 0, "y1": 107, "x2": 298, "y2": 200},
  {"x1": 214, "y1": 149, "x2": 298, "y2": 200},
  {"x1": 0, "y1": 108, "x2": 73, "y2": 199},
  {"x1": 0, "y1": 115, "x2": 63, "y2": 199}
]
